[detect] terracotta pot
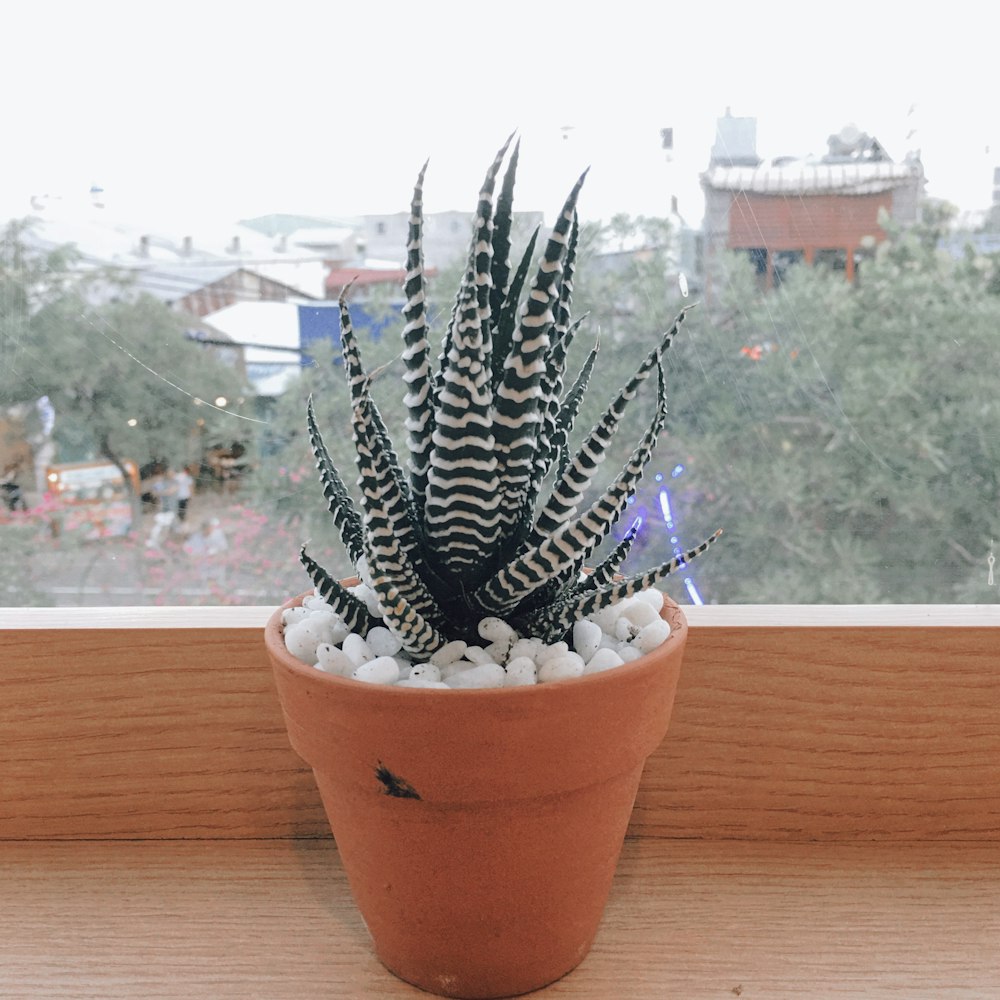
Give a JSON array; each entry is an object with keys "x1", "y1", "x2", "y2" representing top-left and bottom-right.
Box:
[{"x1": 265, "y1": 589, "x2": 688, "y2": 999}]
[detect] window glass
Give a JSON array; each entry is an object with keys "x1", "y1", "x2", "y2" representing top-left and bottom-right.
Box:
[{"x1": 2, "y1": 4, "x2": 998, "y2": 606}]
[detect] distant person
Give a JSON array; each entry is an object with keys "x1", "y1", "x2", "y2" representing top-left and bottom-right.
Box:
[
  {"x1": 1, "y1": 461, "x2": 26, "y2": 512},
  {"x1": 174, "y1": 465, "x2": 194, "y2": 522},
  {"x1": 146, "y1": 469, "x2": 179, "y2": 549}
]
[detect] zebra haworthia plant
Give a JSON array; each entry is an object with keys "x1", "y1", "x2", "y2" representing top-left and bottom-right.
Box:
[{"x1": 301, "y1": 136, "x2": 720, "y2": 656}]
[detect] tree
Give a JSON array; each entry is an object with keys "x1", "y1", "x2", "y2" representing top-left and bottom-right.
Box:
[
  {"x1": 1, "y1": 219, "x2": 248, "y2": 512},
  {"x1": 646, "y1": 219, "x2": 1000, "y2": 604}
]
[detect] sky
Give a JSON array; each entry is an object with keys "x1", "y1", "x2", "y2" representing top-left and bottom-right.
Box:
[{"x1": 4, "y1": 1, "x2": 1000, "y2": 236}]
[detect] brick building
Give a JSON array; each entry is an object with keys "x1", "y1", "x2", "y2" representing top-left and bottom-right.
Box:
[{"x1": 701, "y1": 115, "x2": 924, "y2": 289}]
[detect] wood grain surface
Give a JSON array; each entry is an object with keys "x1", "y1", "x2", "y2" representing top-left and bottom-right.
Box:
[
  {"x1": 3, "y1": 839, "x2": 999, "y2": 999},
  {"x1": 2, "y1": 614, "x2": 999, "y2": 841}
]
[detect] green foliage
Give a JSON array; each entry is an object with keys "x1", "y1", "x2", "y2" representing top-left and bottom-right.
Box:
[
  {"x1": 1, "y1": 219, "x2": 247, "y2": 494},
  {"x1": 654, "y1": 224, "x2": 1000, "y2": 603}
]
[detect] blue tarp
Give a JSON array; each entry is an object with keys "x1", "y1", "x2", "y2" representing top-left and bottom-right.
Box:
[{"x1": 297, "y1": 302, "x2": 391, "y2": 366}]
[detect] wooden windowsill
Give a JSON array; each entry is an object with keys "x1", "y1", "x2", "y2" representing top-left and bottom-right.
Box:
[
  {"x1": 3, "y1": 605, "x2": 999, "y2": 996},
  {"x1": 5, "y1": 838, "x2": 999, "y2": 998}
]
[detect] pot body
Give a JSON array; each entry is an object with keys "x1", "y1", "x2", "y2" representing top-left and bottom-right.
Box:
[{"x1": 266, "y1": 591, "x2": 687, "y2": 999}]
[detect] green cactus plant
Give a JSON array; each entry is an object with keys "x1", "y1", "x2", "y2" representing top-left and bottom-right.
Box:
[{"x1": 301, "y1": 135, "x2": 720, "y2": 655}]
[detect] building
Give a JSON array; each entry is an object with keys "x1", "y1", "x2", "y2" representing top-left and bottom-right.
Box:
[
  {"x1": 701, "y1": 114, "x2": 924, "y2": 289},
  {"x1": 359, "y1": 209, "x2": 545, "y2": 269}
]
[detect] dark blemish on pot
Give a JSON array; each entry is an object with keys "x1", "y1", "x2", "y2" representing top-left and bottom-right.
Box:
[{"x1": 375, "y1": 762, "x2": 421, "y2": 799}]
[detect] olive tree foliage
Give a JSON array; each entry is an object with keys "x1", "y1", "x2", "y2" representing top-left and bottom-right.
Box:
[
  {"x1": 1, "y1": 219, "x2": 247, "y2": 501},
  {"x1": 656, "y1": 222, "x2": 1000, "y2": 603},
  {"x1": 546, "y1": 207, "x2": 999, "y2": 604}
]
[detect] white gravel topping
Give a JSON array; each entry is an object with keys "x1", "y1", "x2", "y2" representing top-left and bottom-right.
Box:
[{"x1": 282, "y1": 585, "x2": 673, "y2": 688}]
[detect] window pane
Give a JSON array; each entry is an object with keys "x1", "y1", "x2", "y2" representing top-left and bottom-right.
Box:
[{"x1": 2, "y1": 6, "x2": 998, "y2": 606}]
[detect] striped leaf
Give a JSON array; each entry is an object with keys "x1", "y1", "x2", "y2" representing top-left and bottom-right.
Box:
[
  {"x1": 489, "y1": 139, "x2": 520, "y2": 324},
  {"x1": 352, "y1": 394, "x2": 441, "y2": 619},
  {"x1": 401, "y1": 160, "x2": 435, "y2": 507},
  {"x1": 585, "y1": 516, "x2": 643, "y2": 591},
  {"x1": 339, "y1": 294, "x2": 414, "y2": 521},
  {"x1": 306, "y1": 395, "x2": 364, "y2": 566},
  {"x1": 520, "y1": 530, "x2": 723, "y2": 643},
  {"x1": 365, "y1": 558, "x2": 449, "y2": 659},
  {"x1": 423, "y1": 281, "x2": 502, "y2": 579},
  {"x1": 529, "y1": 312, "x2": 587, "y2": 504},
  {"x1": 553, "y1": 333, "x2": 599, "y2": 482},
  {"x1": 490, "y1": 225, "x2": 539, "y2": 392},
  {"x1": 492, "y1": 171, "x2": 588, "y2": 529},
  {"x1": 434, "y1": 135, "x2": 514, "y2": 402},
  {"x1": 525, "y1": 306, "x2": 691, "y2": 550},
  {"x1": 526, "y1": 362, "x2": 667, "y2": 609},
  {"x1": 474, "y1": 362, "x2": 668, "y2": 616},
  {"x1": 298, "y1": 545, "x2": 378, "y2": 636}
]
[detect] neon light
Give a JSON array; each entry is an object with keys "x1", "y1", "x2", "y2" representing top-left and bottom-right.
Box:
[
  {"x1": 671, "y1": 464, "x2": 685, "y2": 478},
  {"x1": 658, "y1": 488, "x2": 673, "y2": 524},
  {"x1": 684, "y1": 577, "x2": 704, "y2": 605},
  {"x1": 654, "y1": 472, "x2": 664, "y2": 483}
]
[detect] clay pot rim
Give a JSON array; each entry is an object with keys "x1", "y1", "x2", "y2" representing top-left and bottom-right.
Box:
[{"x1": 266, "y1": 588, "x2": 688, "y2": 703}]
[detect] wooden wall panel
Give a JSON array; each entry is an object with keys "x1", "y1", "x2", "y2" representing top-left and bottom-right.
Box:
[
  {"x1": 2, "y1": 610, "x2": 998, "y2": 841},
  {"x1": 1, "y1": 628, "x2": 328, "y2": 840}
]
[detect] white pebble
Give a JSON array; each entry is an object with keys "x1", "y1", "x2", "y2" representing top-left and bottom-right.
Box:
[
  {"x1": 282, "y1": 606, "x2": 309, "y2": 626},
  {"x1": 478, "y1": 617, "x2": 517, "y2": 644},
  {"x1": 538, "y1": 653, "x2": 585, "y2": 683},
  {"x1": 614, "y1": 617, "x2": 639, "y2": 642},
  {"x1": 367, "y1": 626, "x2": 403, "y2": 657},
  {"x1": 283, "y1": 618, "x2": 335, "y2": 664},
  {"x1": 348, "y1": 583, "x2": 381, "y2": 616},
  {"x1": 620, "y1": 600, "x2": 659, "y2": 629},
  {"x1": 504, "y1": 656, "x2": 538, "y2": 686},
  {"x1": 587, "y1": 603, "x2": 621, "y2": 634},
  {"x1": 315, "y1": 643, "x2": 355, "y2": 676},
  {"x1": 508, "y1": 637, "x2": 543, "y2": 662},
  {"x1": 583, "y1": 648, "x2": 626, "y2": 674},
  {"x1": 342, "y1": 633, "x2": 375, "y2": 667},
  {"x1": 536, "y1": 641, "x2": 569, "y2": 665},
  {"x1": 352, "y1": 656, "x2": 400, "y2": 685},
  {"x1": 635, "y1": 588, "x2": 665, "y2": 612},
  {"x1": 408, "y1": 663, "x2": 442, "y2": 683},
  {"x1": 463, "y1": 645, "x2": 493, "y2": 665},
  {"x1": 302, "y1": 594, "x2": 333, "y2": 612},
  {"x1": 484, "y1": 639, "x2": 514, "y2": 664},
  {"x1": 572, "y1": 619, "x2": 603, "y2": 662},
  {"x1": 444, "y1": 663, "x2": 506, "y2": 689},
  {"x1": 327, "y1": 618, "x2": 351, "y2": 645},
  {"x1": 438, "y1": 659, "x2": 476, "y2": 679},
  {"x1": 617, "y1": 645, "x2": 644, "y2": 663},
  {"x1": 396, "y1": 678, "x2": 451, "y2": 689},
  {"x1": 430, "y1": 640, "x2": 467, "y2": 666},
  {"x1": 631, "y1": 619, "x2": 671, "y2": 653}
]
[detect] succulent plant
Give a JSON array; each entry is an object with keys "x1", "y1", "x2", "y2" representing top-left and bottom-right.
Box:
[{"x1": 301, "y1": 136, "x2": 720, "y2": 655}]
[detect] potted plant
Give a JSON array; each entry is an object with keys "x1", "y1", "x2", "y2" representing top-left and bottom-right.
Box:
[{"x1": 265, "y1": 135, "x2": 720, "y2": 999}]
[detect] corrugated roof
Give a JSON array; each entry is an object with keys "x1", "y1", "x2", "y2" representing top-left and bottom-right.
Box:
[{"x1": 702, "y1": 160, "x2": 921, "y2": 196}]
